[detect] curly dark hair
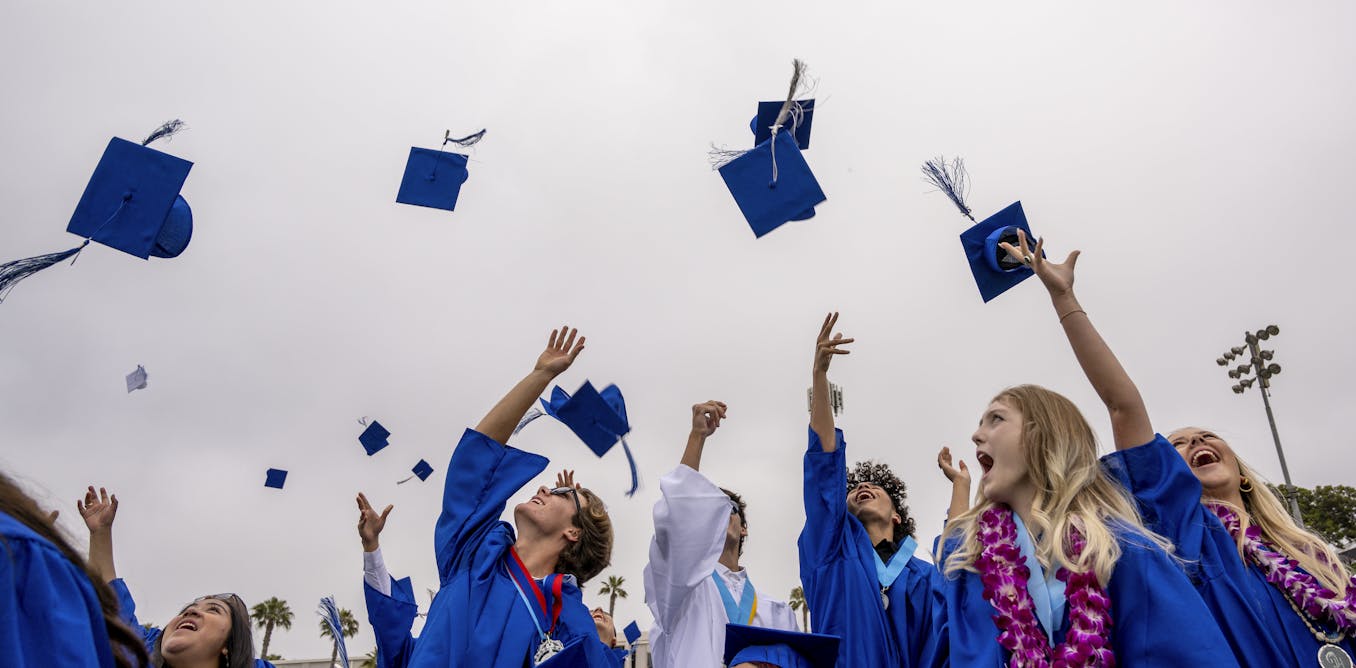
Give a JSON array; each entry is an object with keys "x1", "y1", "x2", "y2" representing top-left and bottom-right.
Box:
[
  {"x1": 720, "y1": 488, "x2": 747, "y2": 556},
  {"x1": 555, "y1": 487, "x2": 613, "y2": 584},
  {"x1": 847, "y1": 460, "x2": 916, "y2": 542}
]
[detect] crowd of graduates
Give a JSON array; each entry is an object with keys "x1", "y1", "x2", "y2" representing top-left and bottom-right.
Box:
[{"x1": 4, "y1": 228, "x2": 1355, "y2": 668}]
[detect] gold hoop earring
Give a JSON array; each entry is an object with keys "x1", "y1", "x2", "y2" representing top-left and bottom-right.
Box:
[{"x1": 1239, "y1": 476, "x2": 1254, "y2": 494}]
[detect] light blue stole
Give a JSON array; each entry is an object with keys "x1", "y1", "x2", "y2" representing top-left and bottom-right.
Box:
[{"x1": 1011, "y1": 513, "x2": 1068, "y2": 644}]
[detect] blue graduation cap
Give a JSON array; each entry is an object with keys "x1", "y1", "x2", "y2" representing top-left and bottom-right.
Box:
[
  {"x1": 0, "y1": 120, "x2": 193, "y2": 303},
  {"x1": 398, "y1": 459, "x2": 434, "y2": 484},
  {"x1": 718, "y1": 131, "x2": 825, "y2": 238},
  {"x1": 264, "y1": 468, "x2": 288, "y2": 489},
  {"x1": 724, "y1": 624, "x2": 840, "y2": 668},
  {"x1": 623, "y1": 621, "x2": 641, "y2": 646},
  {"x1": 959, "y1": 201, "x2": 1039, "y2": 302},
  {"x1": 752, "y1": 99, "x2": 814, "y2": 149},
  {"x1": 921, "y1": 156, "x2": 1038, "y2": 302},
  {"x1": 395, "y1": 129, "x2": 486, "y2": 212},
  {"x1": 514, "y1": 381, "x2": 641, "y2": 496},
  {"x1": 359, "y1": 421, "x2": 390, "y2": 456}
]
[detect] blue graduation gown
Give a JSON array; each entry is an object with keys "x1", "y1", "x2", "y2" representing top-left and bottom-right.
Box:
[
  {"x1": 1102, "y1": 435, "x2": 1355, "y2": 665},
  {"x1": 938, "y1": 519, "x2": 1240, "y2": 667},
  {"x1": 109, "y1": 578, "x2": 278, "y2": 668},
  {"x1": 798, "y1": 427, "x2": 947, "y2": 668},
  {"x1": 407, "y1": 428, "x2": 613, "y2": 668},
  {"x1": 363, "y1": 575, "x2": 419, "y2": 668},
  {"x1": 0, "y1": 510, "x2": 118, "y2": 668}
]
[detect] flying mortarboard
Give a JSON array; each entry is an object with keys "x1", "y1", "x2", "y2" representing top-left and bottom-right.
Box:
[
  {"x1": 125, "y1": 365, "x2": 148, "y2": 393},
  {"x1": 0, "y1": 120, "x2": 194, "y2": 303},
  {"x1": 397, "y1": 459, "x2": 434, "y2": 484},
  {"x1": 359, "y1": 420, "x2": 391, "y2": 456},
  {"x1": 723, "y1": 624, "x2": 840, "y2": 668},
  {"x1": 623, "y1": 621, "x2": 642, "y2": 646},
  {"x1": 513, "y1": 381, "x2": 641, "y2": 496},
  {"x1": 713, "y1": 60, "x2": 826, "y2": 238},
  {"x1": 395, "y1": 129, "x2": 486, "y2": 212},
  {"x1": 264, "y1": 468, "x2": 288, "y2": 489},
  {"x1": 921, "y1": 157, "x2": 1040, "y2": 302}
]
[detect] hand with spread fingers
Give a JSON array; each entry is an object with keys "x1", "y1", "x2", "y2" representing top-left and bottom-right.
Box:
[
  {"x1": 813, "y1": 312, "x2": 854, "y2": 375},
  {"x1": 535, "y1": 326, "x2": 586, "y2": 377},
  {"x1": 357, "y1": 492, "x2": 393, "y2": 552},
  {"x1": 937, "y1": 446, "x2": 970, "y2": 485},
  {"x1": 999, "y1": 229, "x2": 1080, "y2": 300},
  {"x1": 77, "y1": 486, "x2": 118, "y2": 533},
  {"x1": 555, "y1": 469, "x2": 581, "y2": 491},
  {"x1": 691, "y1": 401, "x2": 728, "y2": 438}
]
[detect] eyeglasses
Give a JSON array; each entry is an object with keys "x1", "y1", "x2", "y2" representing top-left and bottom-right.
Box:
[
  {"x1": 184, "y1": 593, "x2": 243, "y2": 614},
  {"x1": 549, "y1": 486, "x2": 581, "y2": 515}
]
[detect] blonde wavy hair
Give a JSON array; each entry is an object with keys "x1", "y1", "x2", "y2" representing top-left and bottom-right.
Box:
[
  {"x1": 939, "y1": 385, "x2": 1171, "y2": 585},
  {"x1": 1177, "y1": 429, "x2": 1351, "y2": 596}
]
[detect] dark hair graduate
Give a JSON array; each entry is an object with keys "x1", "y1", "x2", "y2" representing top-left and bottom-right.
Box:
[
  {"x1": 150, "y1": 592, "x2": 256, "y2": 668},
  {"x1": 0, "y1": 471, "x2": 149, "y2": 668},
  {"x1": 720, "y1": 488, "x2": 748, "y2": 556},
  {"x1": 847, "y1": 460, "x2": 917, "y2": 542}
]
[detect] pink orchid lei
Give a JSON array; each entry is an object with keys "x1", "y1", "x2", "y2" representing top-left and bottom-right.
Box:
[
  {"x1": 976, "y1": 506, "x2": 1116, "y2": 667},
  {"x1": 1207, "y1": 502, "x2": 1356, "y2": 636}
]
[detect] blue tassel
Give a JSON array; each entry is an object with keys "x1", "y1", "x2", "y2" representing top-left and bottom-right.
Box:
[
  {"x1": 142, "y1": 119, "x2": 186, "y2": 147},
  {"x1": 0, "y1": 244, "x2": 84, "y2": 303},
  {"x1": 444, "y1": 129, "x2": 487, "y2": 148},
  {"x1": 513, "y1": 408, "x2": 545, "y2": 435},
  {"x1": 317, "y1": 596, "x2": 350, "y2": 668},
  {"x1": 620, "y1": 438, "x2": 639, "y2": 497},
  {"x1": 921, "y1": 156, "x2": 976, "y2": 222}
]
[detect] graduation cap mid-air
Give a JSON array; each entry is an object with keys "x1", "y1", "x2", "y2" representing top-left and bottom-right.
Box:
[
  {"x1": 724, "y1": 624, "x2": 841, "y2": 668},
  {"x1": 752, "y1": 98, "x2": 814, "y2": 149},
  {"x1": 922, "y1": 157, "x2": 1041, "y2": 303},
  {"x1": 623, "y1": 621, "x2": 642, "y2": 647},
  {"x1": 125, "y1": 365, "x2": 148, "y2": 393},
  {"x1": 264, "y1": 468, "x2": 288, "y2": 489},
  {"x1": 514, "y1": 381, "x2": 641, "y2": 496},
  {"x1": 395, "y1": 129, "x2": 487, "y2": 212},
  {"x1": 714, "y1": 60, "x2": 825, "y2": 239},
  {"x1": 397, "y1": 459, "x2": 434, "y2": 484},
  {"x1": 0, "y1": 120, "x2": 193, "y2": 303},
  {"x1": 359, "y1": 420, "x2": 391, "y2": 456}
]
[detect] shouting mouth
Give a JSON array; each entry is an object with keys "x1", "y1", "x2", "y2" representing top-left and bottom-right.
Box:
[{"x1": 1190, "y1": 448, "x2": 1221, "y2": 468}]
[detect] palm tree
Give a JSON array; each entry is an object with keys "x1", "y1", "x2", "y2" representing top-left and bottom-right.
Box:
[
  {"x1": 358, "y1": 647, "x2": 378, "y2": 668},
  {"x1": 318, "y1": 608, "x2": 360, "y2": 667},
  {"x1": 250, "y1": 597, "x2": 294, "y2": 660},
  {"x1": 598, "y1": 574, "x2": 628, "y2": 617},
  {"x1": 789, "y1": 586, "x2": 809, "y2": 632}
]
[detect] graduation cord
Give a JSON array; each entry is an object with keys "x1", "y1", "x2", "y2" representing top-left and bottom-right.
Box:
[{"x1": 506, "y1": 547, "x2": 564, "y2": 640}]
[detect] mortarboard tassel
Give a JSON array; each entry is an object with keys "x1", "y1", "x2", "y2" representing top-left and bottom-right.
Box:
[
  {"x1": 317, "y1": 596, "x2": 351, "y2": 668},
  {"x1": 709, "y1": 59, "x2": 813, "y2": 174},
  {"x1": 444, "y1": 129, "x2": 487, "y2": 148},
  {"x1": 620, "y1": 438, "x2": 640, "y2": 497},
  {"x1": 0, "y1": 245, "x2": 84, "y2": 303},
  {"x1": 921, "y1": 156, "x2": 976, "y2": 222},
  {"x1": 141, "y1": 119, "x2": 186, "y2": 147},
  {"x1": 512, "y1": 407, "x2": 546, "y2": 435}
]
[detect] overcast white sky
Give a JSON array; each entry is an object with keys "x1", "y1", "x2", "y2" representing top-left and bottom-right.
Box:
[{"x1": 3, "y1": 0, "x2": 1354, "y2": 660}]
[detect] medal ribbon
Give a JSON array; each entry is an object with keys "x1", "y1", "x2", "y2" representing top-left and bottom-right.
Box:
[
  {"x1": 507, "y1": 547, "x2": 564, "y2": 638},
  {"x1": 874, "y1": 535, "x2": 917, "y2": 592},
  {"x1": 710, "y1": 571, "x2": 758, "y2": 624}
]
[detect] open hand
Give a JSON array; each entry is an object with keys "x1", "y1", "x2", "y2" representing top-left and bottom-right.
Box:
[
  {"x1": 937, "y1": 446, "x2": 971, "y2": 485},
  {"x1": 814, "y1": 312, "x2": 854, "y2": 374},
  {"x1": 535, "y1": 326, "x2": 586, "y2": 376},
  {"x1": 999, "y1": 230, "x2": 1080, "y2": 299},
  {"x1": 77, "y1": 486, "x2": 118, "y2": 533},
  {"x1": 691, "y1": 401, "x2": 728, "y2": 437},
  {"x1": 555, "y1": 469, "x2": 580, "y2": 491},
  {"x1": 356, "y1": 492, "x2": 393, "y2": 551}
]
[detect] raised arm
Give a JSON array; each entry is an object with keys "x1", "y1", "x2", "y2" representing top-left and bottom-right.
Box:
[
  {"x1": 474, "y1": 326, "x2": 585, "y2": 445},
  {"x1": 810, "y1": 312, "x2": 853, "y2": 452},
  {"x1": 1001, "y1": 232, "x2": 1153, "y2": 450},
  {"x1": 78, "y1": 486, "x2": 118, "y2": 583},
  {"x1": 936, "y1": 446, "x2": 972, "y2": 520},
  {"x1": 680, "y1": 400, "x2": 727, "y2": 471}
]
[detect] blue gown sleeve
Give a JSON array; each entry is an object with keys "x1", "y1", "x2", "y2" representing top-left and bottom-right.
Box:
[
  {"x1": 363, "y1": 575, "x2": 419, "y2": 668},
  {"x1": 1099, "y1": 435, "x2": 1207, "y2": 562},
  {"x1": 434, "y1": 428, "x2": 550, "y2": 582},
  {"x1": 108, "y1": 577, "x2": 160, "y2": 654},
  {"x1": 798, "y1": 426, "x2": 848, "y2": 563},
  {"x1": 0, "y1": 516, "x2": 118, "y2": 668}
]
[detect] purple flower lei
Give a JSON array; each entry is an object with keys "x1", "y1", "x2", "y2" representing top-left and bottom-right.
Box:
[
  {"x1": 1207, "y1": 503, "x2": 1356, "y2": 636},
  {"x1": 976, "y1": 506, "x2": 1116, "y2": 668}
]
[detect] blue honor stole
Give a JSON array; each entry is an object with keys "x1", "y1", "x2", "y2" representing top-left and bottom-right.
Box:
[
  {"x1": 874, "y1": 536, "x2": 917, "y2": 610},
  {"x1": 711, "y1": 571, "x2": 758, "y2": 624}
]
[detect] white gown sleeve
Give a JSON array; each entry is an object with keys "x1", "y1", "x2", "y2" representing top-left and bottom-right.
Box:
[
  {"x1": 643, "y1": 465, "x2": 733, "y2": 629},
  {"x1": 363, "y1": 547, "x2": 392, "y2": 596}
]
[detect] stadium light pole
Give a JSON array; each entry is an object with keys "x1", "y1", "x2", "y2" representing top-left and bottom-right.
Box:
[{"x1": 1216, "y1": 324, "x2": 1303, "y2": 525}]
